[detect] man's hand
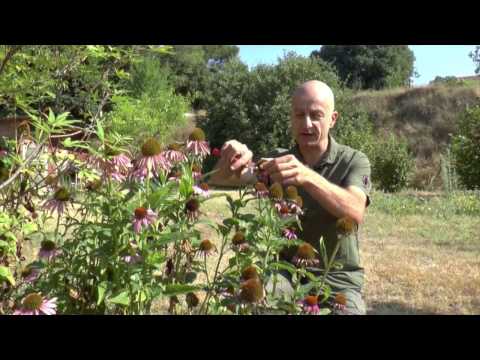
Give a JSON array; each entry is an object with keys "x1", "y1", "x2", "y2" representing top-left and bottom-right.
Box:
[
  {"x1": 261, "y1": 154, "x2": 313, "y2": 187},
  {"x1": 218, "y1": 140, "x2": 253, "y2": 179}
]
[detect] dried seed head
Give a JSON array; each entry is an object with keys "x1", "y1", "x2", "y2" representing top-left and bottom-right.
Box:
[
  {"x1": 191, "y1": 164, "x2": 202, "y2": 173},
  {"x1": 232, "y1": 231, "x2": 246, "y2": 245},
  {"x1": 241, "y1": 266, "x2": 259, "y2": 281},
  {"x1": 141, "y1": 138, "x2": 162, "y2": 157},
  {"x1": 189, "y1": 128, "x2": 206, "y2": 141},
  {"x1": 295, "y1": 195, "x2": 303, "y2": 208},
  {"x1": 199, "y1": 239, "x2": 214, "y2": 252},
  {"x1": 22, "y1": 293, "x2": 43, "y2": 311},
  {"x1": 86, "y1": 179, "x2": 102, "y2": 191},
  {"x1": 296, "y1": 243, "x2": 316, "y2": 260},
  {"x1": 305, "y1": 295, "x2": 319, "y2": 306},
  {"x1": 40, "y1": 240, "x2": 56, "y2": 251},
  {"x1": 186, "y1": 292, "x2": 200, "y2": 308},
  {"x1": 134, "y1": 207, "x2": 147, "y2": 219},
  {"x1": 240, "y1": 278, "x2": 263, "y2": 303},
  {"x1": 199, "y1": 182, "x2": 209, "y2": 191},
  {"x1": 269, "y1": 182, "x2": 283, "y2": 200},
  {"x1": 285, "y1": 185, "x2": 298, "y2": 200},
  {"x1": 254, "y1": 182, "x2": 268, "y2": 193},
  {"x1": 335, "y1": 293, "x2": 347, "y2": 306},
  {"x1": 336, "y1": 217, "x2": 357, "y2": 236},
  {"x1": 54, "y1": 187, "x2": 70, "y2": 201},
  {"x1": 185, "y1": 198, "x2": 200, "y2": 212}
]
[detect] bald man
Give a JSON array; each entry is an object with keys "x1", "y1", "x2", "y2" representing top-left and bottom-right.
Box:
[{"x1": 209, "y1": 80, "x2": 372, "y2": 315}]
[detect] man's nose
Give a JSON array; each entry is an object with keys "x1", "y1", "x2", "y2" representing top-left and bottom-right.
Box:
[{"x1": 301, "y1": 115, "x2": 313, "y2": 128}]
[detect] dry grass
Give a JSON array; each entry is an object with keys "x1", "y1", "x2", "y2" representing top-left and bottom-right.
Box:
[{"x1": 182, "y1": 189, "x2": 480, "y2": 315}]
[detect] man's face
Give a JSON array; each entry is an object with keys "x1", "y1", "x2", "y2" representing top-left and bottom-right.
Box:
[{"x1": 291, "y1": 92, "x2": 338, "y2": 148}]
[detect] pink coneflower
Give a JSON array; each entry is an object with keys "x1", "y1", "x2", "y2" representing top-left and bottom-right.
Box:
[
  {"x1": 38, "y1": 240, "x2": 61, "y2": 261},
  {"x1": 185, "y1": 198, "x2": 200, "y2": 221},
  {"x1": 186, "y1": 128, "x2": 210, "y2": 158},
  {"x1": 21, "y1": 266, "x2": 41, "y2": 284},
  {"x1": 167, "y1": 169, "x2": 182, "y2": 183},
  {"x1": 299, "y1": 295, "x2": 321, "y2": 315},
  {"x1": 239, "y1": 278, "x2": 264, "y2": 304},
  {"x1": 333, "y1": 293, "x2": 348, "y2": 313},
  {"x1": 132, "y1": 207, "x2": 157, "y2": 234},
  {"x1": 191, "y1": 164, "x2": 202, "y2": 181},
  {"x1": 197, "y1": 239, "x2": 217, "y2": 257},
  {"x1": 288, "y1": 201, "x2": 304, "y2": 216},
  {"x1": 282, "y1": 227, "x2": 297, "y2": 240},
  {"x1": 121, "y1": 250, "x2": 144, "y2": 265},
  {"x1": 42, "y1": 187, "x2": 71, "y2": 216},
  {"x1": 292, "y1": 243, "x2": 319, "y2": 268},
  {"x1": 0, "y1": 149, "x2": 7, "y2": 158},
  {"x1": 193, "y1": 183, "x2": 210, "y2": 198},
  {"x1": 254, "y1": 182, "x2": 269, "y2": 198},
  {"x1": 13, "y1": 293, "x2": 57, "y2": 315},
  {"x1": 162, "y1": 143, "x2": 187, "y2": 164},
  {"x1": 132, "y1": 138, "x2": 171, "y2": 180},
  {"x1": 231, "y1": 231, "x2": 250, "y2": 252},
  {"x1": 269, "y1": 182, "x2": 283, "y2": 201}
]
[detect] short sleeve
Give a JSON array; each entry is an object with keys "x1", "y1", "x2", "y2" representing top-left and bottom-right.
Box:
[{"x1": 343, "y1": 151, "x2": 372, "y2": 207}]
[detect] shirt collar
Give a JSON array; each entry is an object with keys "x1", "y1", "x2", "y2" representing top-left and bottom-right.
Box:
[{"x1": 291, "y1": 135, "x2": 338, "y2": 168}]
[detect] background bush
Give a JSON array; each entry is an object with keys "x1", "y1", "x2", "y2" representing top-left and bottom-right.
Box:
[
  {"x1": 107, "y1": 57, "x2": 190, "y2": 146},
  {"x1": 200, "y1": 52, "x2": 340, "y2": 156},
  {"x1": 451, "y1": 105, "x2": 480, "y2": 190}
]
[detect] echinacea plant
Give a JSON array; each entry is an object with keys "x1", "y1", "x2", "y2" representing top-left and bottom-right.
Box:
[{"x1": 1, "y1": 115, "x2": 349, "y2": 316}]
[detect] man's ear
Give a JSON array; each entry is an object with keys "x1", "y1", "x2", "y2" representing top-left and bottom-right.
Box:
[{"x1": 330, "y1": 111, "x2": 339, "y2": 129}]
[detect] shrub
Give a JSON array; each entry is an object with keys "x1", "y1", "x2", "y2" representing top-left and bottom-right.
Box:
[
  {"x1": 371, "y1": 134, "x2": 414, "y2": 192},
  {"x1": 200, "y1": 53, "x2": 340, "y2": 156},
  {"x1": 451, "y1": 105, "x2": 480, "y2": 190},
  {"x1": 107, "y1": 58, "x2": 190, "y2": 146}
]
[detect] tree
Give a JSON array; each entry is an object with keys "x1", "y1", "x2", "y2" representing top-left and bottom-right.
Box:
[
  {"x1": 200, "y1": 52, "x2": 340, "y2": 156},
  {"x1": 159, "y1": 45, "x2": 239, "y2": 109},
  {"x1": 470, "y1": 46, "x2": 480, "y2": 74},
  {"x1": 311, "y1": 45, "x2": 416, "y2": 90}
]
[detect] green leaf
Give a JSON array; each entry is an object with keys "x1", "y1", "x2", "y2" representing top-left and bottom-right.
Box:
[
  {"x1": 108, "y1": 291, "x2": 130, "y2": 306},
  {"x1": 97, "y1": 282, "x2": 108, "y2": 306},
  {"x1": 0, "y1": 266, "x2": 15, "y2": 286},
  {"x1": 269, "y1": 261, "x2": 298, "y2": 275},
  {"x1": 163, "y1": 284, "x2": 203, "y2": 296},
  {"x1": 97, "y1": 122, "x2": 104, "y2": 142}
]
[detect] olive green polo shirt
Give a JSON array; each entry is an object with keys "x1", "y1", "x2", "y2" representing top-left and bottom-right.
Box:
[{"x1": 266, "y1": 135, "x2": 372, "y2": 291}]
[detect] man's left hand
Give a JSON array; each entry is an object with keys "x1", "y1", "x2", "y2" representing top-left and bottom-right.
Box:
[{"x1": 261, "y1": 155, "x2": 313, "y2": 187}]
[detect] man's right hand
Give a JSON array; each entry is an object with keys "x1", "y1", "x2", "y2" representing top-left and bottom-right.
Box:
[{"x1": 221, "y1": 140, "x2": 253, "y2": 175}]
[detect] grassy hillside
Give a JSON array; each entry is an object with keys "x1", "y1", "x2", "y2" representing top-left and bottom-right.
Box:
[{"x1": 351, "y1": 83, "x2": 480, "y2": 189}]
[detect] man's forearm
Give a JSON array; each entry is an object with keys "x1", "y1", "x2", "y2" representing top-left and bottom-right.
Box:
[{"x1": 302, "y1": 170, "x2": 365, "y2": 224}]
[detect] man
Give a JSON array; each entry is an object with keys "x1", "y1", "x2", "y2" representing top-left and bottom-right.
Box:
[{"x1": 209, "y1": 80, "x2": 372, "y2": 315}]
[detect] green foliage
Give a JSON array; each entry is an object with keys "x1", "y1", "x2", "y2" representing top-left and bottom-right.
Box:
[
  {"x1": 451, "y1": 105, "x2": 480, "y2": 190},
  {"x1": 201, "y1": 52, "x2": 340, "y2": 155},
  {"x1": 160, "y1": 45, "x2": 239, "y2": 108},
  {"x1": 470, "y1": 46, "x2": 480, "y2": 74},
  {"x1": 430, "y1": 76, "x2": 465, "y2": 86},
  {"x1": 371, "y1": 190, "x2": 480, "y2": 218},
  {"x1": 107, "y1": 57, "x2": 190, "y2": 146},
  {"x1": 0, "y1": 45, "x2": 167, "y2": 123},
  {"x1": 370, "y1": 134, "x2": 414, "y2": 192},
  {"x1": 311, "y1": 45, "x2": 416, "y2": 90},
  {"x1": 333, "y1": 94, "x2": 377, "y2": 158}
]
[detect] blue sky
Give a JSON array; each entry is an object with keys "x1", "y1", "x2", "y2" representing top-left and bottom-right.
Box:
[{"x1": 237, "y1": 45, "x2": 477, "y2": 86}]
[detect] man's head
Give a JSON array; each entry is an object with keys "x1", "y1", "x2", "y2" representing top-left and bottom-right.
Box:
[{"x1": 291, "y1": 80, "x2": 338, "y2": 149}]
